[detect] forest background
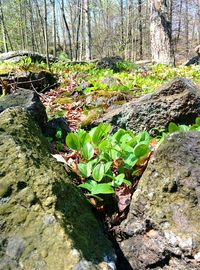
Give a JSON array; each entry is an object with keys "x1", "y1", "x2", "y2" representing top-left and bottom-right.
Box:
[{"x1": 0, "y1": 0, "x2": 199, "y2": 65}]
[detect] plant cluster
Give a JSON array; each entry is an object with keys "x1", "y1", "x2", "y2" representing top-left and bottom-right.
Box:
[
  {"x1": 66, "y1": 123, "x2": 152, "y2": 198},
  {"x1": 65, "y1": 118, "x2": 200, "y2": 200}
]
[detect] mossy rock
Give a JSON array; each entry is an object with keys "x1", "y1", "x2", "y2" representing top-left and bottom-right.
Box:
[
  {"x1": 0, "y1": 107, "x2": 115, "y2": 270},
  {"x1": 118, "y1": 131, "x2": 200, "y2": 270}
]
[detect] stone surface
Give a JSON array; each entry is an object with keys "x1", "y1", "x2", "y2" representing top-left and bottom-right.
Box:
[
  {"x1": 0, "y1": 88, "x2": 47, "y2": 130},
  {"x1": 94, "y1": 78, "x2": 200, "y2": 134},
  {"x1": 96, "y1": 57, "x2": 124, "y2": 72},
  {"x1": 117, "y1": 131, "x2": 200, "y2": 270},
  {"x1": 0, "y1": 107, "x2": 115, "y2": 270}
]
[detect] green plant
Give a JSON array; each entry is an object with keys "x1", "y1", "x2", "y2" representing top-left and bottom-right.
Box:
[
  {"x1": 66, "y1": 123, "x2": 152, "y2": 198},
  {"x1": 18, "y1": 56, "x2": 33, "y2": 71},
  {"x1": 55, "y1": 128, "x2": 63, "y2": 151}
]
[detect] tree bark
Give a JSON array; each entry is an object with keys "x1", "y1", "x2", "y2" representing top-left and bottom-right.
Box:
[
  {"x1": 61, "y1": 0, "x2": 73, "y2": 60},
  {"x1": 138, "y1": 0, "x2": 143, "y2": 59},
  {"x1": 149, "y1": 0, "x2": 174, "y2": 65},
  {"x1": 84, "y1": 0, "x2": 92, "y2": 60},
  {"x1": 44, "y1": 0, "x2": 49, "y2": 69}
]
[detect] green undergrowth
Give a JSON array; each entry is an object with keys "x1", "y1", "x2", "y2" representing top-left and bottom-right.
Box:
[
  {"x1": 56, "y1": 62, "x2": 200, "y2": 96},
  {"x1": 65, "y1": 118, "x2": 200, "y2": 201}
]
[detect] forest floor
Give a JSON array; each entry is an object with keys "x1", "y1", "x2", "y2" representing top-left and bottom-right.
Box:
[{"x1": 1, "y1": 58, "x2": 200, "y2": 233}]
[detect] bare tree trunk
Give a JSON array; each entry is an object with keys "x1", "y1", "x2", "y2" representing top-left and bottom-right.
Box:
[
  {"x1": 44, "y1": 0, "x2": 49, "y2": 69},
  {"x1": 120, "y1": 0, "x2": 124, "y2": 54},
  {"x1": 75, "y1": 0, "x2": 81, "y2": 60},
  {"x1": 79, "y1": 0, "x2": 84, "y2": 60},
  {"x1": 184, "y1": 0, "x2": 189, "y2": 57},
  {"x1": 84, "y1": 0, "x2": 92, "y2": 60},
  {"x1": 149, "y1": 0, "x2": 174, "y2": 65},
  {"x1": 0, "y1": 0, "x2": 8, "y2": 52},
  {"x1": 138, "y1": 0, "x2": 143, "y2": 59},
  {"x1": 61, "y1": 0, "x2": 73, "y2": 60},
  {"x1": 51, "y1": 0, "x2": 57, "y2": 57}
]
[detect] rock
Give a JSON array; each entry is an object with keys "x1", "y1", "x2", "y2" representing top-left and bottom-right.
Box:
[
  {"x1": 0, "y1": 71, "x2": 56, "y2": 95},
  {"x1": 117, "y1": 131, "x2": 200, "y2": 270},
  {"x1": 185, "y1": 45, "x2": 200, "y2": 66},
  {"x1": 0, "y1": 107, "x2": 116, "y2": 270},
  {"x1": 96, "y1": 57, "x2": 124, "y2": 72},
  {"x1": 101, "y1": 77, "x2": 120, "y2": 88},
  {"x1": 45, "y1": 117, "x2": 71, "y2": 142},
  {"x1": 0, "y1": 51, "x2": 57, "y2": 63},
  {"x1": 95, "y1": 78, "x2": 200, "y2": 134},
  {"x1": 0, "y1": 88, "x2": 47, "y2": 131}
]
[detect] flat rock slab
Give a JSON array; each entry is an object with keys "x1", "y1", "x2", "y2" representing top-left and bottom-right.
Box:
[
  {"x1": 95, "y1": 78, "x2": 200, "y2": 134},
  {"x1": 0, "y1": 89, "x2": 47, "y2": 131},
  {"x1": 0, "y1": 108, "x2": 115, "y2": 270},
  {"x1": 118, "y1": 131, "x2": 200, "y2": 270}
]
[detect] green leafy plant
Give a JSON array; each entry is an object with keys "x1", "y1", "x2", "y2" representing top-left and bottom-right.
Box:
[{"x1": 66, "y1": 123, "x2": 152, "y2": 198}]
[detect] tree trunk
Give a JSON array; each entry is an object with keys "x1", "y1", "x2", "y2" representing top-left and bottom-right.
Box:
[
  {"x1": 44, "y1": 0, "x2": 49, "y2": 69},
  {"x1": 138, "y1": 0, "x2": 143, "y2": 59},
  {"x1": 51, "y1": 0, "x2": 57, "y2": 58},
  {"x1": 84, "y1": 0, "x2": 92, "y2": 60},
  {"x1": 149, "y1": 0, "x2": 174, "y2": 65},
  {"x1": 61, "y1": 0, "x2": 73, "y2": 60}
]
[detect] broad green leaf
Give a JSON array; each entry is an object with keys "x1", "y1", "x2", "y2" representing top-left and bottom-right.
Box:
[
  {"x1": 92, "y1": 163, "x2": 105, "y2": 181},
  {"x1": 98, "y1": 139, "x2": 109, "y2": 151},
  {"x1": 124, "y1": 153, "x2": 138, "y2": 168},
  {"x1": 104, "y1": 162, "x2": 112, "y2": 173},
  {"x1": 78, "y1": 163, "x2": 92, "y2": 178},
  {"x1": 136, "y1": 131, "x2": 150, "y2": 142},
  {"x1": 113, "y1": 129, "x2": 126, "y2": 142},
  {"x1": 113, "y1": 173, "x2": 125, "y2": 186},
  {"x1": 91, "y1": 183, "x2": 115, "y2": 195},
  {"x1": 168, "y1": 122, "x2": 179, "y2": 133},
  {"x1": 66, "y1": 133, "x2": 80, "y2": 150},
  {"x1": 90, "y1": 123, "x2": 110, "y2": 145},
  {"x1": 109, "y1": 145, "x2": 121, "y2": 160},
  {"x1": 195, "y1": 117, "x2": 200, "y2": 126},
  {"x1": 178, "y1": 125, "x2": 189, "y2": 132},
  {"x1": 134, "y1": 142, "x2": 149, "y2": 158},
  {"x1": 78, "y1": 180, "x2": 97, "y2": 192},
  {"x1": 81, "y1": 142, "x2": 94, "y2": 160}
]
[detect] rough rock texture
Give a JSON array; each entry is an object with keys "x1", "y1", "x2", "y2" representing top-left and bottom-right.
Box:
[
  {"x1": 0, "y1": 107, "x2": 116, "y2": 270},
  {"x1": 94, "y1": 78, "x2": 200, "y2": 134},
  {"x1": 118, "y1": 131, "x2": 200, "y2": 270},
  {"x1": 96, "y1": 57, "x2": 124, "y2": 72},
  {"x1": 0, "y1": 89, "x2": 47, "y2": 131}
]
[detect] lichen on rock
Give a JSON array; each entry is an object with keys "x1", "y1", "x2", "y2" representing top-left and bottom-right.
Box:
[{"x1": 0, "y1": 107, "x2": 115, "y2": 270}]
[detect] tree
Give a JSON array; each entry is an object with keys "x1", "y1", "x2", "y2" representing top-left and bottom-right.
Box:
[
  {"x1": 84, "y1": 0, "x2": 92, "y2": 60},
  {"x1": 149, "y1": 0, "x2": 174, "y2": 65}
]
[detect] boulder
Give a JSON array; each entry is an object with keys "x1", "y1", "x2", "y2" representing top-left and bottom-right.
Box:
[
  {"x1": 45, "y1": 117, "x2": 71, "y2": 142},
  {"x1": 94, "y1": 78, "x2": 200, "y2": 134},
  {"x1": 0, "y1": 71, "x2": 56, "y2": 95},
  {"x1": 117, "y1": 131, "x2": 200, "y2": 270},
  {"x1": 0, "y1": 89, "x2": 47, "y2": 131},
  {"x1": 96, "y1": 57, "x2": 124, "y2": 72},
  {"x1": 0, "y1": 51, "x2": 57, "y2": 63},
  {"x1": 0, "y1": 107, "x2": 116, "y2": 270}
]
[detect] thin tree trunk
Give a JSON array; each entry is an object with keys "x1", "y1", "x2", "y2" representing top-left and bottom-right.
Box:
[
  {"x1": 51, "y1": 0, "x2": 57, "y2": 57},
  {"x1": 0, "y1": 0, "x2": 8, "y2": 52},
  {"x1": 44, "y1": 0, "x2": 49, "y2": 69},
  {"x1": 84, "y1": 0, "x2": 92, "y2": 60},
  {"x1": 138, "y1": 0, "x2": 143, "y2": 59},
  {"x1": 61, "y1": 0, "x2": 73, "y2": 60},
  {"x1": 184, "y1": 0, "x2": 189, "y2": 57},
  {"x1": 75, "y1": 0, "x2": 81, "y2": 60}
]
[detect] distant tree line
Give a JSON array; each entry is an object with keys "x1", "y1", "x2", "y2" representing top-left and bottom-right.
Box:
[{"x1": 0, "y1": 0, "x2": 199, "y2": 64}]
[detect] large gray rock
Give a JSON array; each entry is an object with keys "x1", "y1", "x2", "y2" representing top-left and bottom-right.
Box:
[
  {"x1": 0, "y1": 89, "x2": 47, "y2": 131},
  {"x1": 0, "y1": 107, "x2": 116, "y2": 270},
  {"x1": 117, "y1": 131, "x2": 200, "y2": 270},
  {"x1": 95, "y1": 78, "x2": 200, "y2": 134}
]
